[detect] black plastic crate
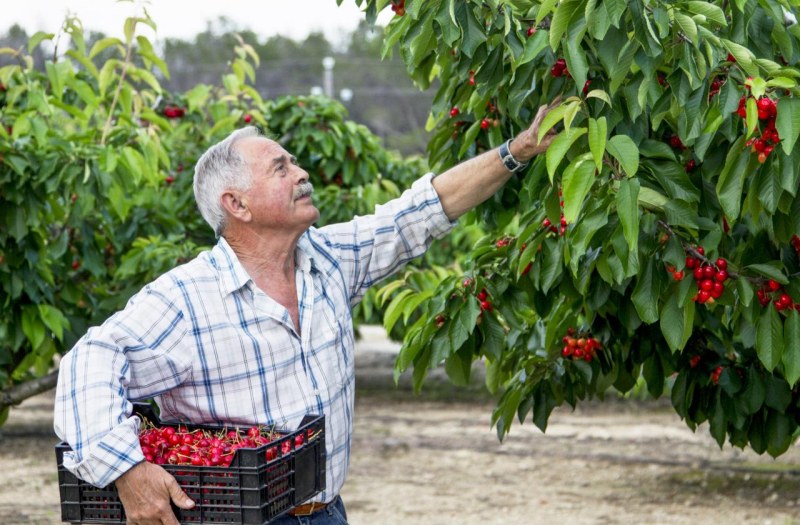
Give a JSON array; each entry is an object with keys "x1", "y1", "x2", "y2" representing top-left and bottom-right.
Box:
[{"x1": 56, "y1": 404, "x2": 325, "y2": 524}]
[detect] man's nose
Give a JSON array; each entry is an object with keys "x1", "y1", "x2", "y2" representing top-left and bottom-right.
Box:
[{"x1": 295, "y1": 164, "x2": 309, "y2": 183}]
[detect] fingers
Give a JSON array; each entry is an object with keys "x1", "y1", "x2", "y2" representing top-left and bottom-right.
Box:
[{"x1": 168, "y1": 477, "x2": 195, "y2": 510}]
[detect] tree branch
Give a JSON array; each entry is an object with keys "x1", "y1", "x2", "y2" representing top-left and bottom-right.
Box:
[{"x1": 0, "y1": 371, "x2": 59, "y2": 413}]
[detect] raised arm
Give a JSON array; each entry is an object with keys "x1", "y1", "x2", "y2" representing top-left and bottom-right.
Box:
[{"x1": 432, "y1": 100, "x2": 559, "y2": 221}]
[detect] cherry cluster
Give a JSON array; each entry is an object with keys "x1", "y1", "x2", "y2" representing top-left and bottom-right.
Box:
[
  {"x1": 476, "y1": 287, "x2": 493, "y2": 311},
  {"x1": 710, "y1": 365, "x2": 724, "y2": 385},
  {"x1": 390, "y1": 0, "x2": 406, "y2": 16},
  {"x1": 756, "y1": 280, "x2": 799, "y2": 312},
  {"x1": 138, "y1": 420, "x2": 313, "y2": 467},
  {"x1": 684, "y1": 247, "x2": 729, "y2": 304},
  {"x1": 736, "y1": 94, "x2": 780, "y2": 163},
  {"x1": 708, "y1": 76, "x2": 726, "y2": 100},
  {"x1": 163, "y1": 105, "x2": 185, "y2": 119},
  {"x1": 561, "y1": 328, "x2": 602, "y2": 362},
  {"x1": 550, "y1": 58, "x2": 569, "y2": 78}
]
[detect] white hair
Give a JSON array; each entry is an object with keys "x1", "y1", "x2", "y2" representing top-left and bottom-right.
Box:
[{"x1": 193, "y1": 126, "x2": 261, "y2": 237}]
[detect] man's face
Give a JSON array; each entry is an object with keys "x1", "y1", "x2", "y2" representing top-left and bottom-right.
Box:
[{"x1": 235, "y1": 136, "x2": 320, "y2": 234}]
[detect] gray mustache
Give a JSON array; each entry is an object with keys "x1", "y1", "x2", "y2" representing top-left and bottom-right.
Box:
[{"x1": 294, "y1": 182, "x2": 314, "y2": 199}]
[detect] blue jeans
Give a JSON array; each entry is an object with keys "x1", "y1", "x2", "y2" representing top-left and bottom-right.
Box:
[{"x1": 270, "y1": 496, "x2": 348, "y2": 525}]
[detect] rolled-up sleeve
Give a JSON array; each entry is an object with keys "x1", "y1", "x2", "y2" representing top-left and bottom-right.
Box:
[
  {"x1": 312, "y1": 172, "x2": 457, "y2": 304},
  {"x1": 54, "y1": 282, "x2": 192, "y2": 488}
]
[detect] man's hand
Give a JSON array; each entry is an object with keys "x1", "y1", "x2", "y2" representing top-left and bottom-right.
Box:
[
  {"x1": 509, "y1": 98, "x2": 562, "y2": 162},
  {"x1": 115, "y1": 461, "x2": 194, "y2": 525}
]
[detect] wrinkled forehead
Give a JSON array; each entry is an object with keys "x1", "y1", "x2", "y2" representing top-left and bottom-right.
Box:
[{"x1": 236, "y1": 136, "x2": 285, "y2": 168}]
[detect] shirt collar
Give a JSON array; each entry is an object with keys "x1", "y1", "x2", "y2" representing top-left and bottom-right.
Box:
[{"x1": 211, "y1": 235, "x2": 318, "y2": 296}]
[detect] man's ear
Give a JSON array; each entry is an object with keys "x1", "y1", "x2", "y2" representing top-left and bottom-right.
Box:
[{"x1": 220, "y1": 191, "x2": 251, "y2": 223}]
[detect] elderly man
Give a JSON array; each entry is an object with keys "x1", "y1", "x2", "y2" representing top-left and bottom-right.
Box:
[{"x1": 54, "y1": 102, "x2": 557, "y2": 524}]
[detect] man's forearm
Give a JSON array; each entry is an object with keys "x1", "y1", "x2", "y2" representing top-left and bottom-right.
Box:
[
  {"x1": 430, "y1": 101, "x2": 559, "y2": 221},
  {"x1": 431, "y1": 146, "x2": 514, "y2": 221}
]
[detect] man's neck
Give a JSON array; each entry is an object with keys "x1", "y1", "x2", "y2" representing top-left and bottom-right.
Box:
[{"x1": 224, "y1": 227, "x2": 301, "y2": 282}]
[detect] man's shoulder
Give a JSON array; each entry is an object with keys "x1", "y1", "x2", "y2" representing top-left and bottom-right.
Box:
[{"x1": 132, "y1": 248, "x2": 219, "y2": 301}]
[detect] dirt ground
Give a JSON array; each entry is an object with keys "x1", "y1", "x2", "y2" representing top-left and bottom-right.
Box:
[{"x1": 2, "y1": 389, "x2": 800, "y2": 525}]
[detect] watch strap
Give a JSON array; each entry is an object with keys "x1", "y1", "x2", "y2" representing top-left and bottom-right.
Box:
[{"x1": 498, "y1": 139, "x2": 529, "y2": 173}]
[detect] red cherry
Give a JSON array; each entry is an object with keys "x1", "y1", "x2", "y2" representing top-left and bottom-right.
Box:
[
  {"x1": 673, "y1": 270, "x2": 685, "y2": 281},
  {"x1": 686, "y1": 257, "x2": 698, "y2": 269},
  {"x1": 243, "y1": 114, "x2": 253, "y2": 123},
  {"x1": 768, "y1": 280, "x2": 781, "y2": 291},
  {"x1": 450, "y1": 107, "x2": 459, "y2": 117},
  {"x1": 165, "y1": 175, "x2": 175, "y2": 185},
  {"x1": 480, "y1": 300, "x2": 493, "y2": 311},
  {"x1": 477, "y1": 289, "x2": 488, "y2": 301},
  {"x1": 480, "y1": 119, "x2": 490, "y2": 130},
  {"x1": 715, "y1": 270, "x2": 728, "y2": 282},
  {"x1": 703, "y1": 265, "x2": 716, "y2": 279},
  {"x1": 527, "y1": 26, "x2": 536, "y2": 37},
  {"x1": 695, "y1": 246, "x2": 705, "y2": 256},
  {"x1": 715, "y1": 258, "x2": 727, "y2": 270},
  {"x1": 71, "y1": 260, "x2": 80, "y2": 270},
  {"x1": 700, "y1": 279, "x2": 714, "y2": 292}
]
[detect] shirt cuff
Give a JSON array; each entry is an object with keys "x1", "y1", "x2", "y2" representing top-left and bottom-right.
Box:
[
  {"x1": 415, "y1": 172, "x2": 458, "y2": 239},
  {"x1": 62, "y1": 415, "x2": 144, "y2": 489}
]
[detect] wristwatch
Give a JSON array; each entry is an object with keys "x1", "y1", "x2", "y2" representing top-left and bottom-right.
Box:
[{"x1": 498, "y1": 138, "x2": 530, "y2": 174}]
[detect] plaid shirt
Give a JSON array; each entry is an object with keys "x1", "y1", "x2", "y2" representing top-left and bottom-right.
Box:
[{"x1": 54, "y1": 173, "x2": 454, "y2": 501}]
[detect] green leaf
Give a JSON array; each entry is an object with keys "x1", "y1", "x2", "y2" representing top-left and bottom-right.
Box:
[
  {"x1": 549, "y1": 0, "x2": 586, "y2": 51},
  {"x1": 383, "y1": 289, "x2": 414, "y2": 334},
  {"x1": 588, "y1": 117, "x2": 607, "y2": 171},
  {"x1": 766, "y1": 410, "x2": 794, "y2": 458},
  {"x1": 660, "y1": 292, "x2": 695, "y2": 352},
  {"x1": 537, "y1": 104, "x2": 568, "y2": 143},
  {"x1": 685, "y1": 2, "x2": 727, "y2": 26},
  {"x1": 444, "y1": 344, "x2": 474, "y2": 386},
  {"x1": 741, "y1": 369, "x2": 766, "y2": 415},
  {"x1": 561, "y1": 154, "x2": 596, "y2": 223},
  {"x1": 514, "y1": 30, "x2": 548, "y2": 70},
  {"x1": 637, "y1": 186, "x2": 668, "y2": 211},
  {"x1": 610, "y1": 40, "x2": 637, "y2": 94},
  {"x1": 28, "y1": 31, "x2": 55, "y2": 53},
  {"x1": 783, "y1": 310, "x2": 800, "y2": 387},
  {"x1": 606, "y1": 135, "x2": 639, "y2": 177},
  {"x1": 89, "y1": 37, "x2": 123, "y2": 59},
  {"x1": 38, "y1": 304, "x2": 69, "y2": 341},
  {"x1": 776, "y1": 97, "x2": 800, "y2": 155},
  {"x1": 585, "y1": 89, "x2": 611, "y2": 105},
  {"x1": 545, "y1": 127, "x2": 587, "y2": 181},
  {"x1": 715, "y1": 137, "x2": 750, "y2": 222},
  {"x1": 745, "y1": 264, "x2": 788, "y2": 284},
  {"x1": 756, "y1": 306, "x2": 784, "y2": 372},
  {"x1": 616, "y1": 178, "x2": 640, "y2": 252},
  {"x1": 21, "y1": 306, "x2": 46, "y2": 350},
  {"x1": 632, "y1": 257, "x2": 660, "y2": 324},
  {"x1": 722, "y1": 39, "x2": 758, "y2": 77},
  {"x1": 674, "y1": 13, "x2": 698, "y2": 46},
  {"x1": 449, "y1": 298, "x2": 480, "y2": 352}
]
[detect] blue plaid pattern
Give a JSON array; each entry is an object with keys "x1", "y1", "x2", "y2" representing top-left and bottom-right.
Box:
[{"x1": 54, "y1": 174, "x2": 454, "y2": 500}]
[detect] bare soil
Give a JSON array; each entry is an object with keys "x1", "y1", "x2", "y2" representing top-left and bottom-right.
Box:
[{"x1": 2, "y1": 389, "x2": 800, "y2": 525}]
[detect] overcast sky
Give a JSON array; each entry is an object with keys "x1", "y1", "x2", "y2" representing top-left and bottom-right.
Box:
[{"x1": 4, "y1": 1, "x2": 389, "y2": 43}]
